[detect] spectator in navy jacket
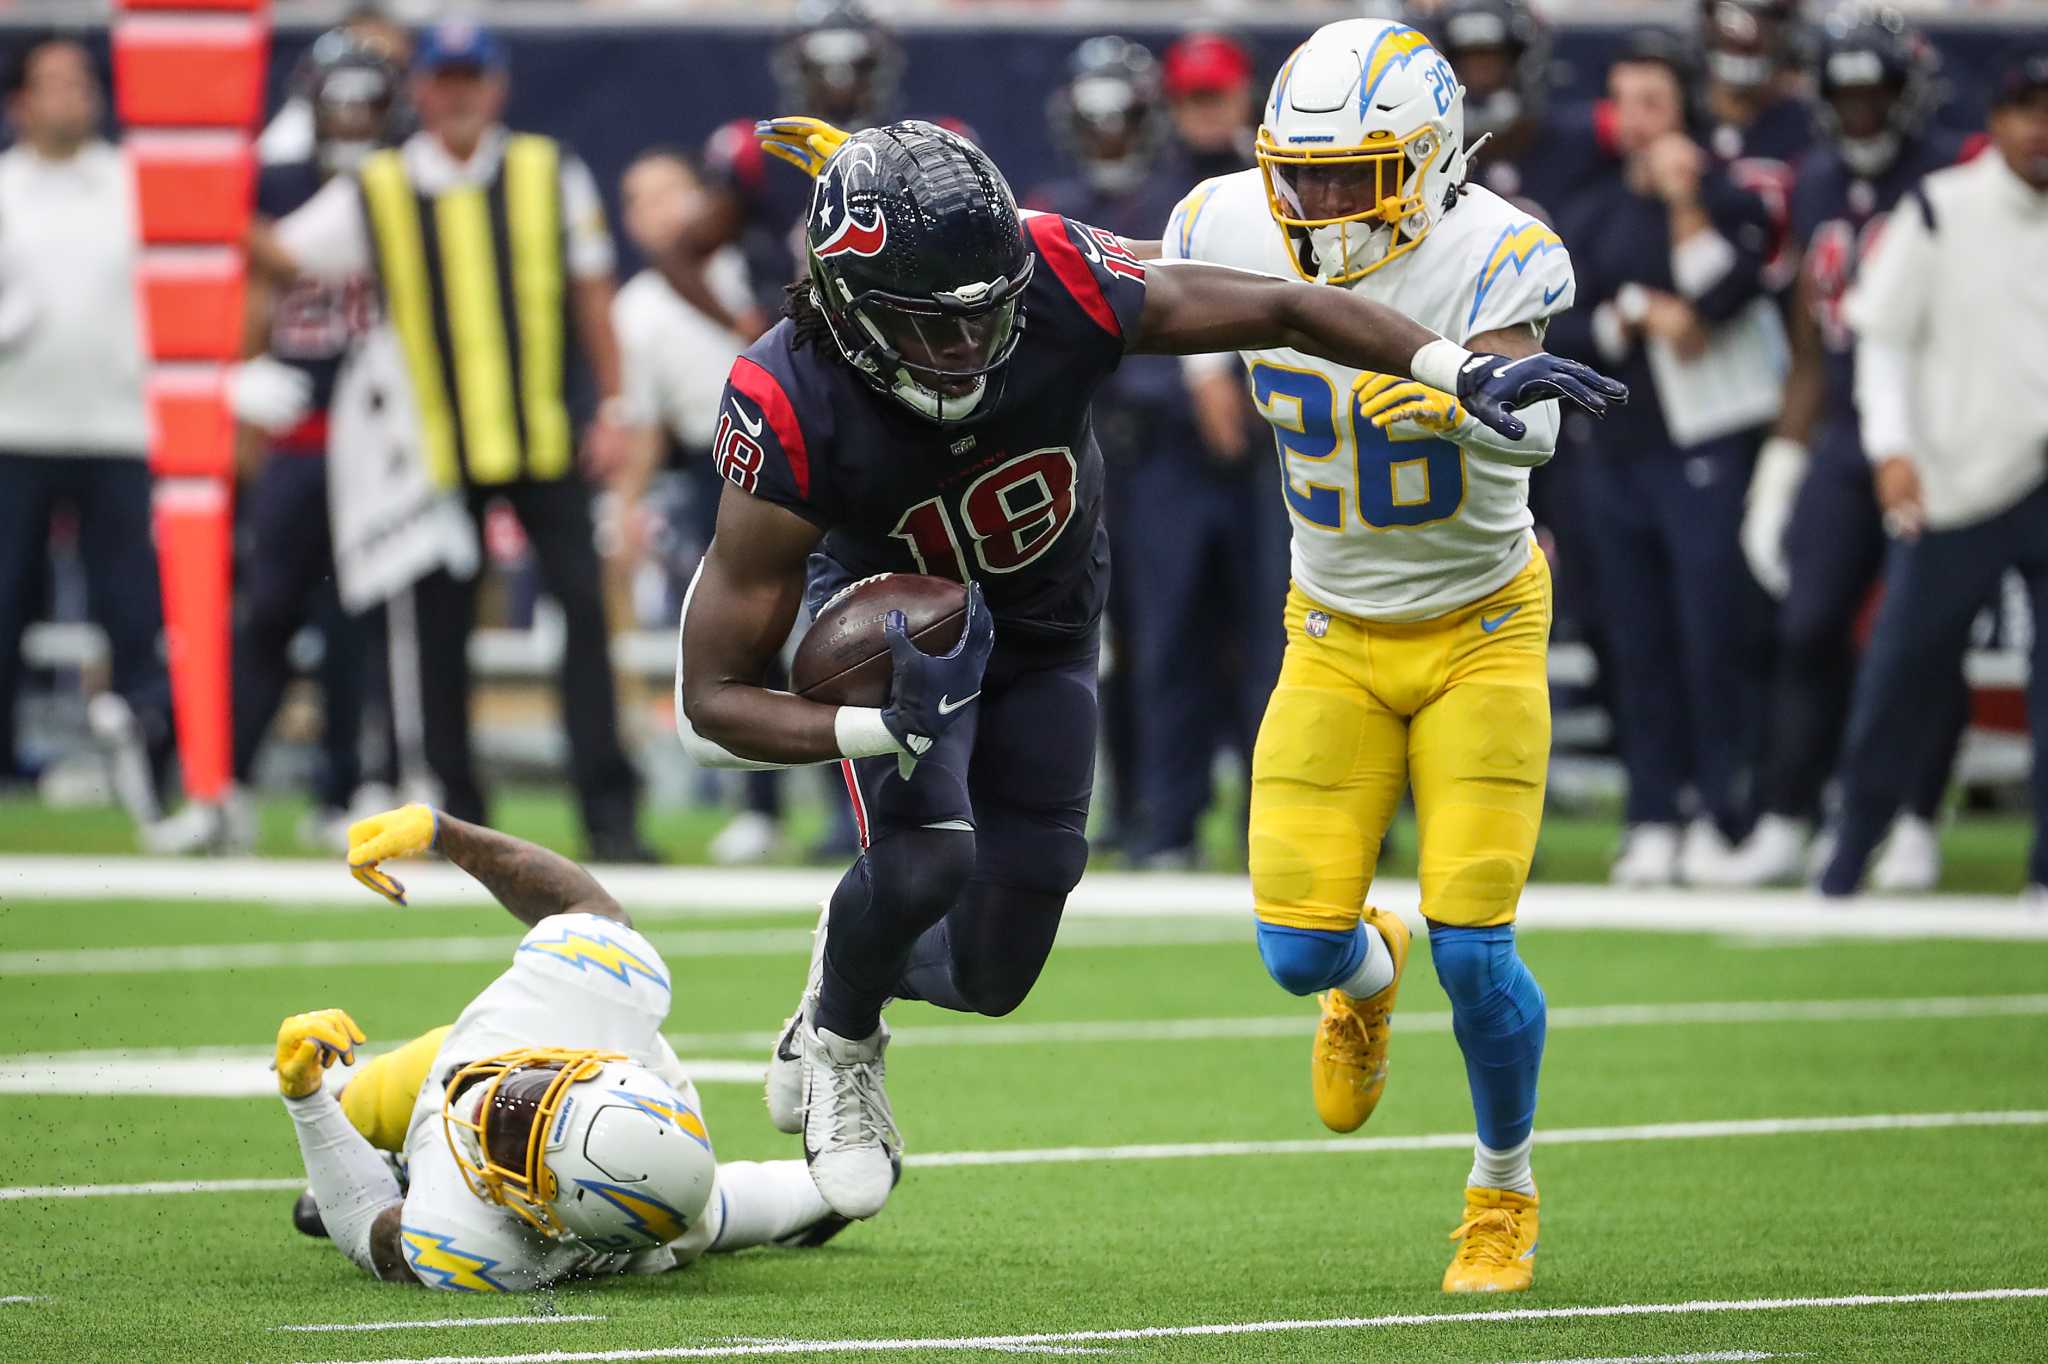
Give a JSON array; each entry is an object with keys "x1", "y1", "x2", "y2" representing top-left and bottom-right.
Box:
[{"x1": 1557, "y1": 37, "x2": 1778, "y2": 889}]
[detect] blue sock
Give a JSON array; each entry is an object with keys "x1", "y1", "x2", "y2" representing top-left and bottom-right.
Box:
[
  {"x1": 1428, "y1": 922, "x2": 1546, "y2": 1150},
  {"x1": 1254, "y1": 920, "x2": 1366, "y2": 996}
]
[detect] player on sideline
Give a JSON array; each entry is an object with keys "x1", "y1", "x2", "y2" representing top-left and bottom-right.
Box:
[
  {"x1": 1165, "y1": 18, "x2": 1587, "y2": 1291},
  {"x1": 675, "y1": 116, "x2": 1624, "y2": 1224},
  {"x1": 272, "y1": 804, "x2": 846, "y2": 1292}
]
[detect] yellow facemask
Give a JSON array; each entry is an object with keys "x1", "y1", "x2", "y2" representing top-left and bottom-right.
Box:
[
  {"x1": 440, "y1": 1047, "x2": 624, "y2": 1236},
  {"x1": 1255, "y1": 122, "x2": 1448, "y2": 284}
]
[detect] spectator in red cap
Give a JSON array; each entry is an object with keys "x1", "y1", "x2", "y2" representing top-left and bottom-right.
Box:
[{"x1": 1162, "y1": 32, "x2": 1256, "y2": 176}]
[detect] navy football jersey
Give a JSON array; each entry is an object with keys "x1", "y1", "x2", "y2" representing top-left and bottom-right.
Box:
[
  {"x1": 711, "y1": 213, "x2": 1149, "y2": 640},
  {"x1": 1706, "y1": 93, "x2": 1817, "y2": 291},
  {"x1": 1791, "y1": 130, "x2": 1972, "y2": 443},
  {"x1": 257, "y1": 161, "x2": 379, "y2": 423}
]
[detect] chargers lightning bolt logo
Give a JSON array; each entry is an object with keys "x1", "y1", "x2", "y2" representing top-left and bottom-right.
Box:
[
  {"x1": 813, "y1": 142, "x2": 889, "y2": 259},
  {"x1": 1468, "y1": 221, "x2": 1567, "y2": 328},
  {"x1": 519, "y1": 928, "x2": 670, "y2": 993},
  {"x1": 400, "y1": 1226, "x2": 509, "y2": 1292},
  {"x1": 574, "y1": 1180, "x2": 692, "y2": 1248},
  {"x1": 615, "y1": 1090, "x2": 713, "y2": 1150}
]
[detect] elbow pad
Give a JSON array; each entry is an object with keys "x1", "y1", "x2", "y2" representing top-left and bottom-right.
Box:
[{"x1": 1458, "y1": 400, "x2": 1560, "y2": 468}]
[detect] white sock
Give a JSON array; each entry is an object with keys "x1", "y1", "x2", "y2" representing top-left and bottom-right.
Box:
[
  {"x1": 705, "y1": 1159, "x2": 833, "y2": 1252},
  {"x1": 1334, "y1": 920, "x2": 1395, "y2": 999},
  {"x1": 1467, "y1": 1134, "x2": 1535, "y2": 1196}
]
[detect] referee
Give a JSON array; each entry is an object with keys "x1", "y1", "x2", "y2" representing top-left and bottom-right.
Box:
[
  {"x1": 256, "y1": 23, "x2": 651, "y2": 860},
  {"x1": 1821, "y1": 51, "x2": 2048, "y2": 899}
]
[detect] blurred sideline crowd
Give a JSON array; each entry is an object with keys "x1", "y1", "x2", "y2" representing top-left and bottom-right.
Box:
[{"x1": 0, "y1": 0, "x2": 2044, "y2": 894}]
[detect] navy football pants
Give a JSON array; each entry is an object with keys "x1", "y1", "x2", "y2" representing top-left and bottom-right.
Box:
[
  {"x1": 1823, "y1": 481, "x2": 2048, "y2": 893},
  {"x1": 1581, "y1": 436, "x2": 1771, "y2": 832},
  {"x1": 1761, "y1": 440, "x2": 1964, "y2": 823},
  {"x1": 815, "y1": 629, "x2": 1099, "y2": 1039}
]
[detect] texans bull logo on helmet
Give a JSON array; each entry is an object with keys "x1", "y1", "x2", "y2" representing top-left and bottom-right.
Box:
[{"x1": 814, "y1": 142, "x2": 890, "y2": 259}]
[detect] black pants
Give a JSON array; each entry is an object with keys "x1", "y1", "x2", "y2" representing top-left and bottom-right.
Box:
[
  {"x1": 231, "y1": 452, "x2": 366, "y2": 809},
  {"x1": 0, "y1": 451, "x2": 173, "y2": 783},
  {"x1": 1822, "y1": 480, "x2": 2048, "y2": 892},
  {"x1": 401, "y1": 477, "x2": 639, "y2": 841}
]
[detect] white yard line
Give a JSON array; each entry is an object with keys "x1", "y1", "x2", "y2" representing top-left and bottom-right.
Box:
[
  {"x1": 293, "y1": 1287, "x2": 2048, "y2": 1364},
  {"x1": 1496, "y1": 1354, "x2": 1799, "y2": 1364},
  {"x1": 3, "y1": 856, "x2": 2045, "y2": 939},
  {"x1": 6, "y1": 1109, "x2": 2044, "y2": 1203},
  {"x1": 0, "y1": 1295, "x2": 42, "y2": 1305},
  {"x1": 275, "y1": 1315, "x2": 605, "y2": 1333},
  {"x1": 6, "y1": 993, "x2": 2044, "y2": 1096}
]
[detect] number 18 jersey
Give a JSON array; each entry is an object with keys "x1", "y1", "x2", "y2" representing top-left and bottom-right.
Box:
[{"x1": 1165, "y1": 172, "x2": 1577, "y2": 622}]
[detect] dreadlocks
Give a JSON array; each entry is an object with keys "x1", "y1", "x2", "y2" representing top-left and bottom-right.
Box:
[{"x1": 784, "y1": 281, "x2": 835, "y2": 353}]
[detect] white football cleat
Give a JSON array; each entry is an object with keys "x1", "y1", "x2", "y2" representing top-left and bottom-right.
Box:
[
  {"x1": 87, "y1": 692, "x2": 161, "y2": 828},
  {"x1": 1610, "y1": 823, "x2": 1681, "y2": 888},
  {"x1": 1677, "y1": 818, "x2": 1734, "y2": 887},
  {"x1": 142, "y1": 788, "x2": 255, "y2": 856},
  {"x1": 1870, "y1": 815, "x2": 1941, "y2": 893},
  {"x1": 709, "y1": 810, "x2": 781, "y2": 865},
  {"x1": 766, "y1": 899, "x2": 832, "y2": 1134},
  {"x1": 1690, "y1": 814, "x2": 1810, "y2": 887},
  {"x1": 801, "y1": 1020, "x2": 900, "y2": 1220}
]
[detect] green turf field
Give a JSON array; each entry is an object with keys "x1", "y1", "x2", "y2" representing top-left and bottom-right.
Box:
[{"x1": 3, "y1": 869, "x2": 2046, "y2": 1363}]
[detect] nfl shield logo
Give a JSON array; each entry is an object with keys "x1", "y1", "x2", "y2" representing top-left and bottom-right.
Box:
[
  {"x1": 1305, "y1": 610, "x2": 1330, "y2": 639},
  {"x1": 950, "y1": 435, "x2": 976, "y2": 455}
]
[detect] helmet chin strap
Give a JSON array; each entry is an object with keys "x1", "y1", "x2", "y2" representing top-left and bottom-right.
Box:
[
  {"x1": 1840, "y1": 131, "x2": 1901, "y2": 178},
  {"x1": 892, "y1": 370, "x2": 987, "y2": 423}
]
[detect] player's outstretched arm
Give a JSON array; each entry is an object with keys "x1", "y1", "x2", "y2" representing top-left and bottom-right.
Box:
[
  {"x1": 1132, "y1": 260, "x2": 1626, "y2": 440},
  {"x1": 347, "y1": 805, "x2": 626, "y2": 927}
]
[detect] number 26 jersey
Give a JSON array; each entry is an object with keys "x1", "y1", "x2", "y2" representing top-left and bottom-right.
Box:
[
  {"x1": 708, "y1": 213, "x2": 1148, "y2": 642},
  {"x1": 1166, "y1": 172, "x2": 1577, "y2": 623}
]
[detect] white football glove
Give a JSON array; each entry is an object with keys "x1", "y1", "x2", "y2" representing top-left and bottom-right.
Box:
[
  {"x1": 227, "y1": 355, "x2": 314, "y2": 434},
  {"x1": 1741, "y1": 436, "x2": 1807, "y2": 600}
]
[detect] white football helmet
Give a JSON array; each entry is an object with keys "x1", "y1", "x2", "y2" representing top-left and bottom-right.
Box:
[
  {"x1": 441, "y1": 1050, "x2": 715, "y2": 1253},
  {"x1": 1257, "y1": 19, "x2": 1470, "y2": 284}
]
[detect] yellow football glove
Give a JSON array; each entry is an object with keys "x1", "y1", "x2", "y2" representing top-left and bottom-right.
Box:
[
  {"x1": 1353, "y1": 372, "x2": 1469, "y2": 436},
  {"x1": 346, "y1": 803, "x2": 439, "y2": 907},
  {"x1": 755, "y1": 116, "x2": 854, "y2": 179},
  {"x1": 274, "y1": 1008, "x2": 366, "y2": 1099}
]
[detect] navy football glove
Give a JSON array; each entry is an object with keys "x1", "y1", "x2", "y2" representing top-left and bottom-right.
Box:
[
  {"x1": 881, "y1": 582, "x2": 995, "y2": 777},
  {"x1": 1455, "y1": 351, "x2": 1629, "y2": 441}
]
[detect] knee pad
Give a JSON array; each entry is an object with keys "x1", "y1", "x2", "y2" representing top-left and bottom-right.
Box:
[
  {"x1": 1428, "y1": 923, "x2": 1543, "y2": 1034},
  {"x1": 1255, "y1": 920, "x2": 1364, "y2": 997},
  {"x1": 863, "y1": 825, "x2": 977, "y2": 924}
]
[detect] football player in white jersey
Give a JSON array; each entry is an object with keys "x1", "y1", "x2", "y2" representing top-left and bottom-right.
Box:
[
  {"x1": 272, "y1": 805, "x2": 845, "y2": 1292},
  {"x1": 1164, "y1": 17, "x2": 1594, "y2": 1293}
]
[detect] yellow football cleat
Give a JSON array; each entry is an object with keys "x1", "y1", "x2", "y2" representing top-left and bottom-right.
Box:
[
  {"x1": 1442, "y1": 1185, "x2": 1540, "y2": 1293},
  {"x1": 1310, "y1": 906, "x2": 1411, "y2": 1132}
]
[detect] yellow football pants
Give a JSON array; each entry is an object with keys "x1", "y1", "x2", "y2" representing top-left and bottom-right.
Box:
[
  {"x1": 1249, "y1": 551, "x2": 1551, "y2": 932},
  {"x1": 337, "y1": 1024, "x2": 453, "y2": 1153}
]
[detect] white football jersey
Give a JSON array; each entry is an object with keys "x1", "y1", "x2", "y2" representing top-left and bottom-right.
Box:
[
  {"x1": 395, "y1": 913, "x2": 716, "y2": 1292},
  {"x1": 1165, "y1": 171, "x2": 1576, "y2": 621}
]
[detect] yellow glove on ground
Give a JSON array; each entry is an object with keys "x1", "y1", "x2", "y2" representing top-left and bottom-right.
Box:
[
  {"x1": 1353, "y1": 372, "x2": 1469, "y2": 435},
  {"x1": 274, "y1": 1008, "x2": 366, "y2": 1099},
  {"x1": 346, "y1": 803, "x2": 439, "y2": 907},
  {"x1": 755, "y1": 116, "x2": 854, "y2": 178}
]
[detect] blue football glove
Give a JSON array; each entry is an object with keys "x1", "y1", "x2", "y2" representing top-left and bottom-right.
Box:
[
  {"x1": 1454, "y1": 351, "x2": 1629, "y2": 441},
  {"x1": 881, "y1": 582, "x2": 995, "y2": 779}
]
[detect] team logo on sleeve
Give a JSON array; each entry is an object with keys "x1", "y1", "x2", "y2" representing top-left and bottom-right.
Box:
[
  {"x1": 400, "y1": 1226, "x2": 509, "y2": 1292},
  {"x1": 813, "y1": 143, "x2": 889, "y2": 260},
  {"x1": 518, "y1": 928, "x2": 670, "y2": 993}
]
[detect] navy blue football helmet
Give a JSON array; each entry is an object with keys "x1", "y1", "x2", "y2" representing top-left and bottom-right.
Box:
[
  {"x1": 1814, "y1": 5, "x2": 1935, "y2": 177},
  {"x1": 1424, "y1": 0, "x2": 1553, "y2": 140},
  {"x1": 775, "y1": 0, "x2": 902, "y2": 132},
  {"x1": 1047, "y1": 36, "x2": 1168, "y2": 196},
  {"x1": 805, "y1": 121, "x2": 1033, "y2": 424},
  {"x1": 300, "y1": 30, "x2": 407, "y2": 174}
]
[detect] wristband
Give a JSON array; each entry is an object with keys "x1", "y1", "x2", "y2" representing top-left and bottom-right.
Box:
[
  {"x1": 833, "y1": 706, "x2": 905, "y2": 759},
  {"x1": 1409, "y1": 338, "x2": 1472, "y2": 394}
]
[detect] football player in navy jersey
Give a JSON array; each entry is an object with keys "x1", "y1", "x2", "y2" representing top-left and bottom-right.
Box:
[
  {"x1": 1698, "y1": 0, "x2": 1816, "y2": 290},
  {"x1": 1707, "y1": 6, "x2": 1976, "y2": 889},
  {"x1": 673, "y1": 118, "x2": 1625, "y2": 1221},
  {"x1": 154, "y1": 33, "x2": 402, "y2": 854}
]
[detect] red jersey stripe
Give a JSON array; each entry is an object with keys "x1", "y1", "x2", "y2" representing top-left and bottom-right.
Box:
[
  {"x1": 1025, "y1": 213, "x2": 1121, "y2": 338},
  {"x1": 728, "y1": 355, "x2": 810, "y2": 499}
]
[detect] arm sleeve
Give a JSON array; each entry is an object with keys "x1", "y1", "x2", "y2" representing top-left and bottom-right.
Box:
[
  {"x1": 1843, "y1": 185, "x2": 1933, "y2": 346},
  {"x1": 561, "y1": 154, "x2": 617, "y2": 281},
  {"x1": 1854, "y1": 337, "x2": 1918, "y2": 461},
  {"x1": 281, "y1": 1087, "x2": 403, "y2": 1277},
  {"x1": 275, "y1": 176, "x2": 375, "y2": 281}
]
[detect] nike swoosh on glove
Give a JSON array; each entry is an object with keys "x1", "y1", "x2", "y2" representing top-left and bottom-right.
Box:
[
  {"x1": 1455, "y1": 351, "x2": 1629, "y2": 441},
  {"x1": 880, "y1": 582, "x2": 996, "y2": 779}
]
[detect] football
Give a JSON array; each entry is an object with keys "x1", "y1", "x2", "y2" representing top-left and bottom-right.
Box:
[{"x1": 791, "y1": 573, "x2": 969, "y2": 707}]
